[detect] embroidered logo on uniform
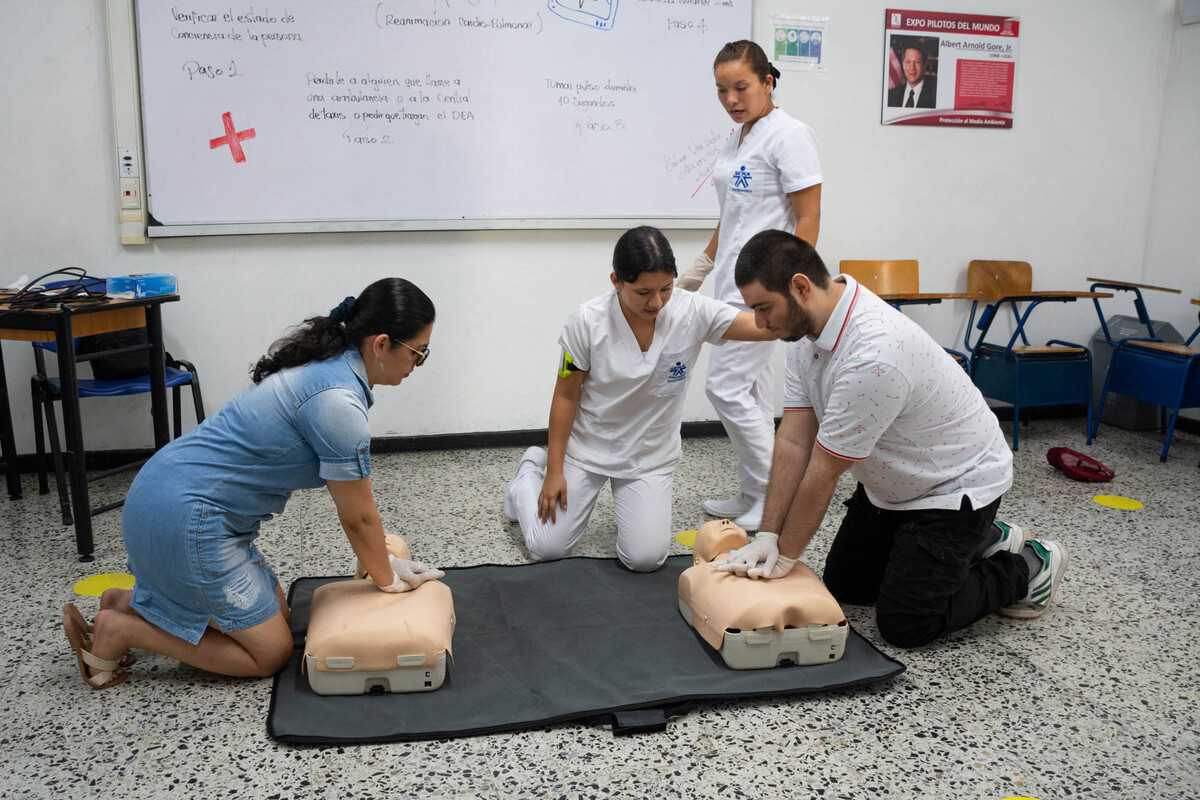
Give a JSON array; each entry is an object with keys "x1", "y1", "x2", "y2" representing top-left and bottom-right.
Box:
[
  {"x1": 667, "y1": 361, "x2": 687, "y2": 382},
  {"x1": 732, "y1": 165, "x2": 752, "y2": 192}
]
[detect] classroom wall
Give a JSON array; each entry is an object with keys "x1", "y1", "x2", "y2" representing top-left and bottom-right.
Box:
[
  {"x1": 0, "y1": 0, "x2": 1183, "y2": 452},
  {"x1": 1140, "y1": 13, "x2": 1200, "y2": 420}
]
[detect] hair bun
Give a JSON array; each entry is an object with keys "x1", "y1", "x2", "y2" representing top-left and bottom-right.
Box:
[
  {"x1": 329, "y1": 295, "x2": 356, "y2": 324},
  {"x1": 769, "y1": 63, "x2": 782, "y2": 82}
]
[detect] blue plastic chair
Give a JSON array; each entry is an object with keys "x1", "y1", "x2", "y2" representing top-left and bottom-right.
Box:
[
  {"x1": 1089, "y1": 280, "x2": 1200, "y2": 462},
  {"x1": 30, "y1": 337, "x2": 204, "y2": 526},
  {"x1": 963, "y1": 260, "x2": 1096, "y2": 451}
]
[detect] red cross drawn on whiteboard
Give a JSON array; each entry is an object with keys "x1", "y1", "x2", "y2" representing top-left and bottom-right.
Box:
[{"x1": 209, "y1": 111, "x2": 256, "y2": 163}]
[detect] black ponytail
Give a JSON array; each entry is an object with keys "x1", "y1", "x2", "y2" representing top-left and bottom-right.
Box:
[
  {"x1": 714, "y1": 40, "x2": 781, "y2": 89},
  {"x1": 251, "y1": 278, "x2": 435, "y2": 383}
]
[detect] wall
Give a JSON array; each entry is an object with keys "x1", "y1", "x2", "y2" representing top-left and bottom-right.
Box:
[
  {"x1": 0, "y1": 0, "x2": 1182, "y2": 451},
  {"x1": 1140, "y1": 12, "x2": 1200, "y2": 420}
]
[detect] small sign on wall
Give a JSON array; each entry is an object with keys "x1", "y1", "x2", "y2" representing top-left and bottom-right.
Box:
[
  {"x1": 882, "y1": 8, "x2": 1020, "y2": 128},
  {"x1": 770, "y1": 15, "x2": 830, "y2": 72}
]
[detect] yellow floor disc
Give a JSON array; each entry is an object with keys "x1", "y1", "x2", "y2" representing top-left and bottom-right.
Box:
[
  {"x1": 674, "y1": 529, "x2": 698, "y2": 549},
  {"x1": 1093, "y1": 495, "x2": 1144, "y2": 511},
  {"x1": 73, "y1": 572, "x2": 135, "y2": 597}
]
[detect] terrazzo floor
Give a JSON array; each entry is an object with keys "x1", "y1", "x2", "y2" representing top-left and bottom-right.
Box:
[{"x1": 0, "y1": 419, "x2": 1197, "y2": 799}]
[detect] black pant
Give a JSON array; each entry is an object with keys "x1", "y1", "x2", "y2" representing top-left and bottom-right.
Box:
[{"x1": 823, "y1": 484, "x2": 1029, "y2": 649}]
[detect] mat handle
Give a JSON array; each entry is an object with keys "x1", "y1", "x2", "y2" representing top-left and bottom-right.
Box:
[{"x1": 611, "y1": 708, "x2": 668, "y2": 736}]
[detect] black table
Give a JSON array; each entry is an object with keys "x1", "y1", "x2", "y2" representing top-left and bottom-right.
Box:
[{"x1": 0, "y1": 295, "x2": 179, "y2": 560}]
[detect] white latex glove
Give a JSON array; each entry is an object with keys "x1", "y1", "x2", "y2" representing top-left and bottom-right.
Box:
[
  {"x1": 714, "y1": 532, "x2": 797, "y2": 580},
  {"x1": 378, "y1": 555, "x2": 445, "y2": 593},
  {"x1": 676, "y1": 251, "x2": 714, "y2": 292}
]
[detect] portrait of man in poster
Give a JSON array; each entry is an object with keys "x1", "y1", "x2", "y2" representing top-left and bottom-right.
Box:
[{"x1": 887, "y1": 38, "x2": 938, "y2": 108}]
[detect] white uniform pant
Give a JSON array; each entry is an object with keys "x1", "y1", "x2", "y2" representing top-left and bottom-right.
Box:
[
  {"x1": 506, "y1": 454, "x2": 674, "y2": 573},
  {"x1": 705, "y1": 337, "x2": 776, "y2": 500}
]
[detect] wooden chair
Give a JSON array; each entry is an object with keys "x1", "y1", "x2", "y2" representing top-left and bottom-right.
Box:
[
  {"x1": 963, "y1": 260, "x2": 1111, "y2": 450},
  {"x1": 839, "y1": 260, "x2": 919, "y2": 295},
  {"x1": 839, "y1": 260, "x2": 971, "y2": 370},
  {"x1": 1087, "y1": 278, "x2": 1200, "y2": 461}
]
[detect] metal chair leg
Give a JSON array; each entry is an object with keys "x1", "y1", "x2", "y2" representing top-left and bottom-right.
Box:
[
  {"x1": 1085, "y1": 353, "x2": 1094, "y2": 445},
  {"x1": 1158, "y1": 367, "x2": 1192, "y2": 463},
  {"x1": 172, "y1": 385, "x2": 182, "y2": 439},
  {"x1": 1085, "y1": 396, "x2": 1094, "y2": 446},
  {"x1": 41, "y1": 392, "x2": 73, "y2": 526},
  {"x1": 1012, "y1": 404, "x2": 1021, "y2": 451},
  {"x1": 1093, "y1": 361, "x2": 1116, "y2": 440},
  {"x1": 1161, "y1": 409, "x2": 1179, "y2": 463},
  {"x1": 30, "y1": 379, "x2": 48, "y2": 495},
  {"x1": 190, "y1": 376, "x2": 205, "y2": 424}
]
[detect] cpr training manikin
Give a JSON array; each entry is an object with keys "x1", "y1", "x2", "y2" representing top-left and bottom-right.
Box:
[
  {"x1": 303, "y1": 521, "x2": 848, "y2": 696},
  {"x1": 678, "y1": 519, "x2": 848, "y2": 669},
  {"x1": 304, "y1": 534, "x2": 456, "y2": 696}
]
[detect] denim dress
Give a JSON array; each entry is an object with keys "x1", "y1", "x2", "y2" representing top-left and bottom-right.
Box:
[{"x1": 122, "y1": 348, "x2": 374, "y2": 644}]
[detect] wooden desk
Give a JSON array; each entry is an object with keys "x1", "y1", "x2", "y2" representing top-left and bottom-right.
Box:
[
  {"x1": 985, "y1": 291, "x2": 1113, "y2": 301},
  {"x1": 1193, "y1": 298, "x2": 1200, "y2": 307},
  {"x1": 0, "y1": 295, "x2": 179, "y2": 560},
  {"x1": 879, "y1": 291, "x2": 979, "y2": 306},
  {"x1": 1085, "y1": 277, "x2": 1181, "y2": 294}
]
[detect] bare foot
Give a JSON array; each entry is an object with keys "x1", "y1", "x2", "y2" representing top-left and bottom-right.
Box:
[
  {"x1": 65, "y1": 602, "x2": 137, "y2": 668},
  {"x1": 63, "y1": 605, "x2": 128, "y2": 689},
  {"x1": 100, "y1": 587, "x2": 134, "y2": 614}
]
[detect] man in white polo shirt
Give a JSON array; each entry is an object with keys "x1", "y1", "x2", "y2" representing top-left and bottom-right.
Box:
[{"x1": 716, "y1": 230, "x2": 1068, "y2": 648}]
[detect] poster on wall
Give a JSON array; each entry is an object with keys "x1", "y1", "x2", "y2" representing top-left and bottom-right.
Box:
[
  {"x1": 770, "y1": 15, "x2": 830, "y2": 72},
  {"x1": 881, "y1": 8, "x2": 1019, "y2": 128}
]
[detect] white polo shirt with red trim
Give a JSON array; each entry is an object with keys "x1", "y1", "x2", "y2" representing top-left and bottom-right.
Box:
[{"x1": 784, "y1": 275, "x2": 1013, "y2": 512}]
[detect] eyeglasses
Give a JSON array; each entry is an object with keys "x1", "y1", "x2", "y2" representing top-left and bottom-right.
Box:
[{"x1": 394, "y1": 339, "x2": 430, "y2": 367}]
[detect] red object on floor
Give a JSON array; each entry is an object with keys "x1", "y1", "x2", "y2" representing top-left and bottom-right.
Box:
[{"x1": 1046, "y1": 447, "x2": 1115, "y2": 482}]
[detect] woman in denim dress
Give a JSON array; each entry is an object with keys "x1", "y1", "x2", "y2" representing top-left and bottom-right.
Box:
[{"x1": 63, "y1": 278, "x2": 440, "y2": 689}]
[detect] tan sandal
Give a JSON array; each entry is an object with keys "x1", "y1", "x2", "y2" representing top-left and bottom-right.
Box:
[
  {"x1": 63, "y1": 605, "x2": 128, "y2": 690},
  {"x1": 64, "y1": 603, "x2": 137, "y2": 668}
]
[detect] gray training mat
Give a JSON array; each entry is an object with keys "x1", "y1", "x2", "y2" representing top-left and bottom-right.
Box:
[{"x1": 268, "y1": 555, "x2": 905, "y2": 743}]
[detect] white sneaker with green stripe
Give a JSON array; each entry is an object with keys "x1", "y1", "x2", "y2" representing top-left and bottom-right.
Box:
[
  {"x1": 997, "y1": 538, "x2": 1068, "y2": 619},
  {"x1": 981, "y1": 520, "x2": 1027, "y2": 560}
]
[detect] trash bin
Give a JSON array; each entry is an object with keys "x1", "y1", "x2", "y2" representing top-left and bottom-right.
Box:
[{"x1": 1091, "y1": 314, "x2": 1185, "y2": 430}]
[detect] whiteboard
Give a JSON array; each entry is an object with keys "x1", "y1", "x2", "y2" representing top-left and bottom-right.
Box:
[{"x1": 133, "y1": 1, "x2": 751, "y2": 234}]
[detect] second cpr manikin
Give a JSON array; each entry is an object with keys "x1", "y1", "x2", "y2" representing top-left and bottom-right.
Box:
[{"x1": 678, "y1": 519, "x2": 848, "y2": 669}]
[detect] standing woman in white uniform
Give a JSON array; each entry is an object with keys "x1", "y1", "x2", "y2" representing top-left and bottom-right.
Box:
[
  {"x1": 677, "y1": 40, "x2": 823, "y2": 530},
  {"x1": 503, "y1": 227, "x2": 774, "y2": 572}
]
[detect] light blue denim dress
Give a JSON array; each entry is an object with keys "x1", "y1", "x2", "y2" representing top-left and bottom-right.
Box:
[{"x1": 123, "y1": 348, "x2": 374, "y2": 644}]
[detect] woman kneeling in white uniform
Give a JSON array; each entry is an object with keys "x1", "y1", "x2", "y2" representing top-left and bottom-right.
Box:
[{"x1": 503, "y1": 227, "x2": 774, "y2": 572}]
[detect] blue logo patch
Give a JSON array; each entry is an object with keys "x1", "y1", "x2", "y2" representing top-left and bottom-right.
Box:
[
  {"x1": 732, "y1": 165, "x2": 752, "y2": 192},
  {"x1": 667, "y1": 361, "x2": 688, "y2": 382}
]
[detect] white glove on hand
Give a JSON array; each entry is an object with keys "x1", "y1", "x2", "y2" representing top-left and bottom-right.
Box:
[
  {"x1": 378, "y1": 555, "x2": 445, "y2": 593},
  {"x1": 676, "y1": 251, "x2": 715, "y2": 292},
  {"x1": 714, "y1": 532, "x2": 797, "y2": 580}
]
